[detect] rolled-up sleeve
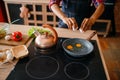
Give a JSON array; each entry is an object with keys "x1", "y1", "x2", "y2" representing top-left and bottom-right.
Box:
[
  {"x1": 49, "y1": 0, "x2": 62, "y2": 9},
  {"x1": 93, "y1": 0, "x2": 104, "y2": 7}
]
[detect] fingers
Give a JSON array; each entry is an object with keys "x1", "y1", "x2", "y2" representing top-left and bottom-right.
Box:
[
  {"x1": 71, "y1": 18, "x2": 78, "y2": 31},
  {"x1": 80, "y1": 18, "x2": 87, "y2": 29},
  {"x1": 79, "y1": 19, "x2": 88, "y2": 33},
  {"x1": 68, "y1": 18, "x2": 73, "y2": 29},
  {"x1": 80, "y1": 18, "x2": 89, "y2": 31},
  {"x1": 80, "y1": 18, "x2": 93, "y2": 32},
  {"x1": 62, "y1": 18, "x2": 71, "y2": 29},
  {"x1": 63, "y1": 17, "x2": 78, "y2": 30}
]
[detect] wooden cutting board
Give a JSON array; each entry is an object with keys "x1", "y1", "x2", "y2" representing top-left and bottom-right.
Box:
[{"x1": 0, "y1": 34, "x2": 30, "y2": 46}]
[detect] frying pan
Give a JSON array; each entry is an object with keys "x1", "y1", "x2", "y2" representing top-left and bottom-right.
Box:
[
  {"x1": 62, "y1": 31, "x2": 96, "y2": 57},
  {"x1": 62, "y1": 38, "x2": 94, "y2": 57}
]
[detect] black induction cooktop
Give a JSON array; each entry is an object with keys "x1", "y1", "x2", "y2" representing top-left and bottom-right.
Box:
[{"x1": 6, "y1": 37, "x2": 107, "y2": 80}]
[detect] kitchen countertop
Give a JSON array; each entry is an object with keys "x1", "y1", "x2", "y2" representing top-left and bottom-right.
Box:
[{"x1": 0, "y1": 23, "x2": 109, "y2": 80}]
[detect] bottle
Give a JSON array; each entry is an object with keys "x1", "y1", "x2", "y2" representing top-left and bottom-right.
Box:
[{"x1": 3, "y1": 23, "x2": 10, "y2": 34}]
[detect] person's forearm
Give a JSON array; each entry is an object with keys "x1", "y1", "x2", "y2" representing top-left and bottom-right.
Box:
[
  {"x1": 51, "y1": 4, "x2": 67, "y2": 21},
  {"x1": 90, "y1": 3, "x2": 105, "y2": 23}
]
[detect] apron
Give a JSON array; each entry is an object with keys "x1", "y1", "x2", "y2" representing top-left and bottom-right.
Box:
[{"x1": 58, "y1": 0, "x2": 92, "y2": 28}]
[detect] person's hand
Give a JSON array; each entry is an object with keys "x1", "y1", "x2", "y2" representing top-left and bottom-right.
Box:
[
  {"x1": 62, "y1": 17, "x2": 78, "y2": 31},
  {"x1": 79, "y1": 18, "x2": 94, "y2": 32}
]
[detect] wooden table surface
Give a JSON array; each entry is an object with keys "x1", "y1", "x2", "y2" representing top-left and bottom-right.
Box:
[{"x1": 0, "y1": 23, "x2": 109, "y2": 80}]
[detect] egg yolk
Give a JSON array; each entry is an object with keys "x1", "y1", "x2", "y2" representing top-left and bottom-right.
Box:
[
  {"x1": 76, "y1": 43, "x2": 82, "y2": 47},
  {"x1": 67, "y1": 45, "x2": 73, "y2": 50}
]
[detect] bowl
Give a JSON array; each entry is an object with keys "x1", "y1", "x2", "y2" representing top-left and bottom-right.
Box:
[
  {"x1": 62, "y1": 38, "x2": 94, "y2": 57},
  {"x1": 0, "y1": 28, "x2": 6, "y2": 39}
]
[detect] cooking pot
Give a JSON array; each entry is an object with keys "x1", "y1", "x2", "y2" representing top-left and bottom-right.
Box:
[{"x1": 33, "y1": 24, "x2": 58, "y2": 48}]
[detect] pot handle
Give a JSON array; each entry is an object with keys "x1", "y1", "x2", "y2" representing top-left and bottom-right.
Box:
[
  {"x1": 86, "y1": 31, "x2": 97, "y2": 41},
  {"x1": 42, "y1": 24, "x2": 58, "y2": 43}
]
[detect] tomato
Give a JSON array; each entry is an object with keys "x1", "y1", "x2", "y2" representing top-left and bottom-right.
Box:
[{"x1": 12, "y1": 31, "x2": 22, "y2": 41}]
